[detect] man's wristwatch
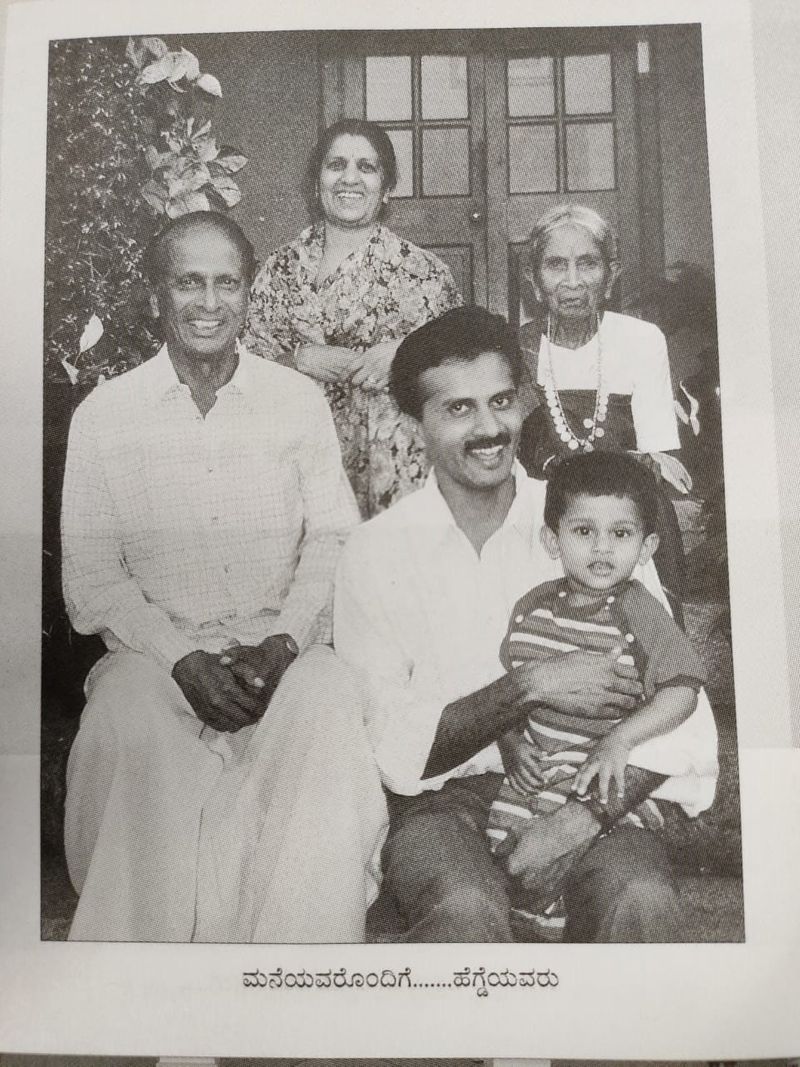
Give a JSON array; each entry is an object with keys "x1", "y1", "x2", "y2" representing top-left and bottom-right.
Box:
[
  {"x1": 575, "y1": 794, "x2": 615, "y2": 837},
  {"x1": 278, "y1": 633, "x2": 300, "y2": 660}
]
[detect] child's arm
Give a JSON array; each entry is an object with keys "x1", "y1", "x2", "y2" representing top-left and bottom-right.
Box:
[{"x1": 572, "y1": 685, "x2": 698, "y2": 805}]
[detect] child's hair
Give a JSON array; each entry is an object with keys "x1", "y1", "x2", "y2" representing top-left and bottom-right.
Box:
[{"x1": 544, "y1": 451, "x2": 660, "y2": 535}]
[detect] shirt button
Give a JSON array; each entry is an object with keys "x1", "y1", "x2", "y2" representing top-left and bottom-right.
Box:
[
  {"x1": 625, "y1": 633, "x2": 635, "y2": 643},
  {"x1": 558, "y1": 590, "x2": 567, "y2": 598},
  {"x1": 607, "y1": 595, "x2": 616, "y2": 604},
  {"x1": 515, "y1": 614, "x2": 524, "y2": 623}
]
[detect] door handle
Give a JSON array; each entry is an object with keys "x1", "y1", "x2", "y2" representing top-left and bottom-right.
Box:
[{"x1": 469, "y1": 209, "x2": 484, "y2": 225}]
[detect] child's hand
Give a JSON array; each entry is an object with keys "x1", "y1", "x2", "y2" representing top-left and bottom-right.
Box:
[
  {"x1": 571, "y1": 735, "x2": 632, "y2": 805},
  {"x1": 497, "y1": 727, "x2": 546, "y2": 795}
]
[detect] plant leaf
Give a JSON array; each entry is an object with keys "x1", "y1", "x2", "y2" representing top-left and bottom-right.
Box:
[
  {"x1": 139, "y1": 53, "x2": 182, "y2": 85},
  {"x1": 79, "y1": 313, "x2": 104, "y2": 353},
  {"x1": 179, "y1": 48, "x2": 200, "y2": 82},
  {"x1": 195, "y1": 73, "x2": 222, "y2": 97},
  {"x1": 141, "y1": 179, "x2": 168, "y2": 212},
  {"x1": 209, "y1": 173, "x2": 242, "y2": 207},
  {"x1": 215, "y1": 152, "x2": 247, "y2": 173},
  {"x1": 168, "y1": 162, "x2": 211, "y2": 197},
  {"x1": 125, "y1": 37, "x2": 146, "y2": 70},
  {"x1": 166, "y1": 190, "x2": 210, "y2": 218},
  {"x1": 142, "y1": 37, "x2": 168, "y2": 58},
  {"x1": 145, "y1": 144, "x2": 168, "y2": 170},
  {"x1": 61, "y1": 358, "x2": 80, "y2": 385},
  {"x1": 192, "y1": 120, "x2": 212, "y2": 140},
  {"x1": 194, "y1": 135, "x2": 219, "y2": 163},
  {"x1": 161, "y1": 49, "x2": 198, "y2": 86},
  {"x1": 167, "y1": 155, "x2": 194, "y2": 179}
]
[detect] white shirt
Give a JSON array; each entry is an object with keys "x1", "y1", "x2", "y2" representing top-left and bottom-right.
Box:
[
  {"x1": 62, "y1": 346, "x2": 359, "y2": 671},
  {"x1": 535, "y1": 310, "x2": 680, "y2": 453},
  {"x1": 334, "y1": 464, "x2": 717, "y2": 814}
]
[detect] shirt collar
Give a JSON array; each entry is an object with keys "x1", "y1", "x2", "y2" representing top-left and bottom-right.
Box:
[
  {"x1": 419, "y1": 461, "x2": 541, "y2": 549},
  {"x1": 150, "y1": 342, "x2": 255, "y2": 409}
]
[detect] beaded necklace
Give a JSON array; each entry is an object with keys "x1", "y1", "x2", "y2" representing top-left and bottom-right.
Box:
[{"x1": 541, "y1": 312, "x2": 608, "y2": 452}]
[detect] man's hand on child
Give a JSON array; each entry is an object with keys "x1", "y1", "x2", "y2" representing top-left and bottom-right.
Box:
[
  {"x1": 512, "y1": 646, "x2": 643, "y2": 718},
  {"x1": 499, "y1": 801, "x2": 600, "y2": 897},
  {"x1": 572, "y1": 735, "x2": 632, "y2": 805}
]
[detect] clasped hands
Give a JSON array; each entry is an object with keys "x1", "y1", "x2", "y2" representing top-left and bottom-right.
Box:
[
  {"x1": 295, "y1": 339, "x2": 400, "y2": 393},
  {"x1": 495, "y1": 646, "x2": 640, "y2": 898},
  {"x1": 172, "y1": 634, "x2": 297, "y2": 733}
]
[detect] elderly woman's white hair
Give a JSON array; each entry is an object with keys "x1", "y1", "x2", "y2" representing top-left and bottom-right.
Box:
[{"x1": 525, "y1": 203, "x2": 620, "y2": 284}]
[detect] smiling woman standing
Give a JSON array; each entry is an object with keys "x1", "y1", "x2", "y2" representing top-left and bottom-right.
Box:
[
  {"x1": 243, "y1": 119, "x2": 462, "y2": 517},
  {"x1": 517, "y1": 203, "x2": 690, "y2": 616}
]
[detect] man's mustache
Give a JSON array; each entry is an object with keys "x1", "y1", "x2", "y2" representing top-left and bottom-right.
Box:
[{"x1": 464, "y1": 433, "x2": 512, "y2": 451}]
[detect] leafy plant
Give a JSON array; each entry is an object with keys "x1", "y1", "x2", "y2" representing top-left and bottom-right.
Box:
[
  {"x1": 44, "y1": 36, "x2": 160, "y2": 387},
  {"x1": 44, "y1": 35, "x2": 248, "y2": 387},
  {"x1": 127, "y1": 36, "x2": 248, "y2": 218}
]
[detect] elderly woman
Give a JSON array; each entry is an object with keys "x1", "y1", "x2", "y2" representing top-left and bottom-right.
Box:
[
  {"x1": 244, "y1": 119, "x2": 462, "y2": 516},
  {"x1": 518, "y1": 203, "x2": 690, "y2": 613}
]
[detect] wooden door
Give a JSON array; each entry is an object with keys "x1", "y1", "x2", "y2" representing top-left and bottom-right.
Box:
[
  {"x1": 321, "y1": 31, "x2": 488, "y2": 306},
  {"x1": 483, "y1": 28, "x2": 649, "y2": 328},
  {"x1": 321, "y1": 28, "x2": 655, "y2": 322}
]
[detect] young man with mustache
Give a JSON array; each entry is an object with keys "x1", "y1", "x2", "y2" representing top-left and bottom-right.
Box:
[{"x1": 334, "y1": 306, "x2": 718, "y2": 943}]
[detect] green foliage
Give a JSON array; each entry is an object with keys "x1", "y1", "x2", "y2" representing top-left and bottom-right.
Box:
[{"x1": 45, "y1": 37, "x2": 160, "y2": 386}]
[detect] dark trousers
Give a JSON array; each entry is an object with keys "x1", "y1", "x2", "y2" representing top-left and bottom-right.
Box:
[{"x1": 383, "y1": 773, "x2": 682, "y2": 943}]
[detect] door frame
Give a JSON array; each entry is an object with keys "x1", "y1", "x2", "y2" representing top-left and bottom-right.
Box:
[{"x1": 318, "y1": 26, "x2": 665, "y2": 319}]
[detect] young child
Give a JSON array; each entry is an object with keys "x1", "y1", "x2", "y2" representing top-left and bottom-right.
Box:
[{"x1": 486, "y1": 451, "x2": 707, "y2": 937}]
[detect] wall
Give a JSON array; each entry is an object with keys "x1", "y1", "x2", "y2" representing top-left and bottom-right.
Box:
[
  {"x1": 656, "y1": 23, "x2": 715, "y2": 278},
  {"x1": 176, "y1": 27, "x2": 717, "y2": 299},
  {"x1": 178, "y1": 31, "x2": 322, "y2": 261}
]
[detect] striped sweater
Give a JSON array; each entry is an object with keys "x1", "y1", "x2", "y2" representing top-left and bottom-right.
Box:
[{"x1": 488, "y1": 577, "x2": 707, "y2": 846}]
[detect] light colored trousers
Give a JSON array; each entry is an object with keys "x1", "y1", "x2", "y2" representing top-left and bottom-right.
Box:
[{"x1": 65, "y1": 645, "x2": 387, "y2": 943}]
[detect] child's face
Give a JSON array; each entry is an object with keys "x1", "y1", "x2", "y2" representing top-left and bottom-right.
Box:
[{"x1": 541, "y1": 493, "x2": 660, "y2": 594}]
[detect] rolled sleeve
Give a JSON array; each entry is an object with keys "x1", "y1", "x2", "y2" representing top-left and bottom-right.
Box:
[{"x1": 334, "y1": 531, "x2": 450, "y2": 795}]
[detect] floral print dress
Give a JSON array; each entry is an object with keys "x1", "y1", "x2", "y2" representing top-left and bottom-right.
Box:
[{"x1": 243, "y1": 223, "x2": 462, "y2": 516}]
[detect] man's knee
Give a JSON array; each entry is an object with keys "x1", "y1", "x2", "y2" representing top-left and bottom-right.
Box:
[
  {"x1": 424, "y1": 882, "x2": 511, "y2": 942},
  {"x1": 613, "y1": 874, "x2": 681, "y2": 939},
  {"x1": 383, "y1": 807, "x2": 512, "y2": 941},
  {"x1": 565, "y1": 830, "x2": 681, "y2": 943},
  {"x1": 273, "y1": 646, "x2": 366, "y2": 731},
  {"x1": 76, "y1": 652, "x2": 188, "y2": 754}
]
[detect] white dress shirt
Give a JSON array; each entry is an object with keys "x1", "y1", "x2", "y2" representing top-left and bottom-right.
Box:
[
  {"x1": 334, "y1": 464, "x2": 717, "y2": 814},
  {"x1": 62, "y1": 345, "x2": 359, "y2": 671}
]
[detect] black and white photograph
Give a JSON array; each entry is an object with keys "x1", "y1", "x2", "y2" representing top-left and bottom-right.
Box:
[
  {"x1": 40, "y1": 22, "x2": 741, "y2": 947},
  {"x1": 2, "y1": 0, "x2": 800, "y2": 1059}
]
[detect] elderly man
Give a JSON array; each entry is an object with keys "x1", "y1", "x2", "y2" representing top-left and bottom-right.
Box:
[
  {"x1": 62, "y1": 211, "x2": 384, "y2": 942},
  {"x1": 334, "y1": 306, "x2": 718, "y2": 943}
]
